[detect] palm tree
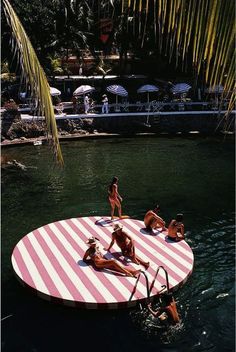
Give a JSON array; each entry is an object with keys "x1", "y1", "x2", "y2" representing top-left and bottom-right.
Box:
[
  {"x1": 118, "y1": 0, "x2": 235, "y2": 107},
  {"x1": 53, "y1": 0, "x2": 94, "y2": 60},
  {"x1": 3, "y1": 0, "x2": 63, "y2": 165}
]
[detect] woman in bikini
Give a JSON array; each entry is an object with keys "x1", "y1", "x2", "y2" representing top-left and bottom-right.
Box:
[
  {"x1": 108, "y1": 176, "x2": 123, "y2": 220},
  {"x1": 83, "y1": 237, "x2": 140, "y2": 278}
]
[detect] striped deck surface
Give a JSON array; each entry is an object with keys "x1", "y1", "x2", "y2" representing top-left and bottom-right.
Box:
[{"x1": 11, "y1": 216, "x2": 194, "y2": 309}]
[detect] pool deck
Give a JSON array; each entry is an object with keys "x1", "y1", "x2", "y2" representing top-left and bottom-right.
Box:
[{"x1": 18, "y1": 109, "x2": 233, "y2": 121}]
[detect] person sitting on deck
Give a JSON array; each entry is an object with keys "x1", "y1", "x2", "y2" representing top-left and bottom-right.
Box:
[
  {"x1": 147, "y1": 292, "x2": 180, "y2": 326},
  {"x1": 168, "y1": 213, "x2": 185, "y2": 241},
  {"x1": 83, "y1": 237, "x2": 140, "y2": 278},
  {"x1": 105, "y1": 223, "x2": 149, "y2": 270},
  {"x1": 144, "y1": 205, "x2": 166, "y2": 232}
]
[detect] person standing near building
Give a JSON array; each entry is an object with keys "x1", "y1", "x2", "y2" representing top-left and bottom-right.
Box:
[
  {"x1": 84, "y1": 94, "x2": 90, "y2": 114},
  {"x1": 102, "y1": 94, "x2": 109, "y2": 114}
]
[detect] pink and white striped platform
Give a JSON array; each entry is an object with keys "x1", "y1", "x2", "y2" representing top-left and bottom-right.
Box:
[{"x1": 11, "y1": 216, "x2": 194, "y2": 309}]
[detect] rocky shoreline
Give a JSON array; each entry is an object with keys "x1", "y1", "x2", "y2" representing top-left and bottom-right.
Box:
[
  {"x1": 1, "y1": 109, "x2": 234, "y2": 148},
  {"x1": 1, "y1": 111, "x2": 104, "y2": 147}
]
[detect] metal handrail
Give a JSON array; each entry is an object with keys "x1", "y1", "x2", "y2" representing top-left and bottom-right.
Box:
[
  {"x1": 129, "y1": 270, "x2": 150, "y2": 302},
  {"x1": 149, "y1": 265, "x2": 170, "y2": 294},
  {"x1": 129, "y1": 265, "x2": 170, "y2": 304}
]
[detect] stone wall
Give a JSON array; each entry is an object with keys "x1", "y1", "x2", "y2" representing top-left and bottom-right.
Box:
[
  {"x1": 93, "y1": 112, "x2": 235, "y2": 135},
  {"x1": 1, "y1": 110, "x2": 235, "y2": 142}
]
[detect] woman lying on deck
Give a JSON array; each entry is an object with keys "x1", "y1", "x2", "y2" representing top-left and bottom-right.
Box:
[{"x1": 83, "y1": 237, "x2": 140, "y2": 278}]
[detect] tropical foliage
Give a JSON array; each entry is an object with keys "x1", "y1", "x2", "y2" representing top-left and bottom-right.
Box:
[
  {"x1": 2, "y1": 0, "x2": 235, "y2": 140},
  {"x1": 117, "y1": 0, "x2": 235, "y2": 113},
  {"x1": 3, "y1": 0, "x2": 63, "y2": 164}
]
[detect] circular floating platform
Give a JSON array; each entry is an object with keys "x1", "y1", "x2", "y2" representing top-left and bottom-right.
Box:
[{"x1": 11, "y1": 216, "x2": 194, "y2": 309}]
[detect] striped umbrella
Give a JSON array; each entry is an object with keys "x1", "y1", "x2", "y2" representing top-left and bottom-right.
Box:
[
  {"x1": 206, "y1": 85, "x2": 224, "y2": 94},
  {"x1": 50, "y1": 87, "x2": 61, "y2": 96},
  {"x1": 137, "y1": 84, "x2": 159, "y2": 105},
  {"x1": 73, "y1": 85, "x2": 95, "y2": 96},
  {"x1": 171, "y1": 83, "x2": 191, "y2": 95},
  {"x1": 106, "y1": 85, "x2": 128, "y2": 105}
]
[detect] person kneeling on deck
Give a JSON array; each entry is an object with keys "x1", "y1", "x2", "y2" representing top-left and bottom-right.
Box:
[
  {"x1": 83, "y1": 237, "x2": 140, "y2": 278},
  {"x1": 168, "y1": 213, "x2": 185, "y2": 241},
  {"x1": 105, "y1": 223, "x2": 149, "y2": 270},
  {"x1": 144, "y1": 205, "x2": 166, "y2": 232},
  {"x1": 147, "y1": 293, "x2": 180, "y2": 326}
]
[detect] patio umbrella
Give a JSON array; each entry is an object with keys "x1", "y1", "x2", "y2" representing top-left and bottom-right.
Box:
[
  {"x1": 137, "y1": 84, "x2": 159, "y2": 105},
  {"x1": 106, "y1": 84, "x2": 128, "y2": 104},
  {"x1": 50, "y1": 87, "x2": 61, "y2": 96},
  {"x1": 171, "y1": 83, "x2": 191, "y2": 95},
  {"x1": 20, "y1": 87, "x2": 61, "y2": 99},
  {"x1": 73, "y1": 85, "x2": 95, "y2": 96},
  {"x1": 205, "y1": 85, "x2": 224, "y2": 94}
]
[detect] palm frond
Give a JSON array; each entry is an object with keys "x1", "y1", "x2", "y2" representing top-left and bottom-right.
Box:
[{"x1": 3, "y1": 0, "x2": 63, "y2": 165}]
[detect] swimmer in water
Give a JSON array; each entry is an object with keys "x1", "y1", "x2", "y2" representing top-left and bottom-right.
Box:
[{"x1": 147, "y1": 293, "x2": 180, "y2": 325}]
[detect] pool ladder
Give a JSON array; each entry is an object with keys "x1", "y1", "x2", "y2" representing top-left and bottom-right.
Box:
[{"x1": 129, "y1": 265, "x2": 170, "y2": 303}]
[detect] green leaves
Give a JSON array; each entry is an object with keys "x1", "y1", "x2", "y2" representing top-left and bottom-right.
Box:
[{"x1": 3, "y1": 0, "x2": 63, "y2": 165}]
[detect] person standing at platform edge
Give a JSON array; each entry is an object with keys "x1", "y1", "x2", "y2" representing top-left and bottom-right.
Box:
[
  {"x1": 102, "y1": 94, "x2": 109, "y2": 113},
  {"x1": 105, "y1": 223, "x2": 149, "y2": 270},
  {"x1": 168, "y1": 213, "x2": 185, "y2": 241},
  {"x1": 108, "y1": 176, "x2": 122, "y2": 219},
  {"x1": 84, "y1": 94, "x2": 90, "y2": 114},
  {"x1": 144, "y1": 205, "x2": 166, "y2": 232}
]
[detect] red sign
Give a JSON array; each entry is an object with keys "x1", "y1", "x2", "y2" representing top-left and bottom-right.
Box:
[{"x1": 99, "y1": 19, "x2": 113, "y2": 44}]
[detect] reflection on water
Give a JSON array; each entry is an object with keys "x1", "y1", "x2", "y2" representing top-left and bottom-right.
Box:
[{"x1": 1, "y1": 136, "x2": 235, "y2": 352}]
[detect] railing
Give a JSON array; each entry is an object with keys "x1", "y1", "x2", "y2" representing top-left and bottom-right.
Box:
[
  {"x1": 57, "y1": 101, "x2": 229, "y2": 115},
  {"x1": 149, "y1": 265, "x2": 170, "y2": 293},
  {"x1": 129, "y1": 265, "x2": 170, "y2": 303},
  {"x1": 129, "y1": 270, "x2": 150, "y2": 303},
  {"x1": 5, "y1": 100, "x2": 230, "y2": 117}
]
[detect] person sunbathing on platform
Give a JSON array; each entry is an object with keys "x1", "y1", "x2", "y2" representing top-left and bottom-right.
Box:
[
  {"x1": 168, "y1": 213, "x2": 185, "y2": 241},
  {"x1": 105, "y1": 223, "x2": 150, "y2": 270},
  {"x1": 144, "y1": 205, "x2": 166, "y2": 232},
  {"x1": 83, "y1": 237, "x2": 140, "y2": 278}
]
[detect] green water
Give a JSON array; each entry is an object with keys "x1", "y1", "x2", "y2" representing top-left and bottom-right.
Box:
[{"x1": 1, "y1": 136, "x2": 235, "y2": 351}]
